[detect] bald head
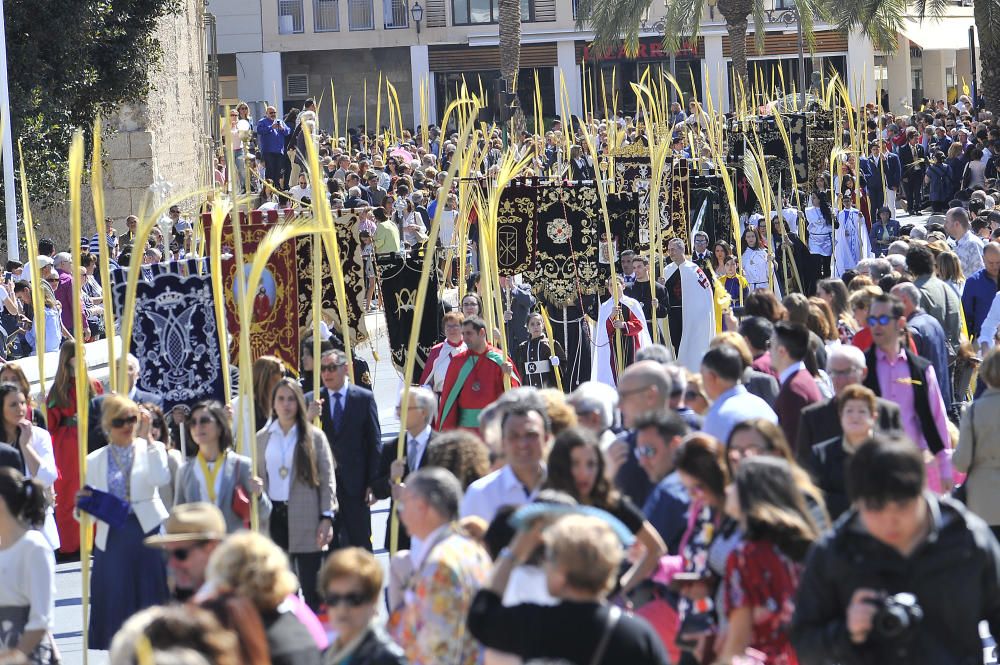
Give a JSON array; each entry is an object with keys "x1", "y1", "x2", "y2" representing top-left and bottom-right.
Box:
[
  {"x1": 617, "y1": 360, "x2": 673, "y2": 429},
  {"x1": 985, "y1": 242, "x2": 1000, "y2": 279}
]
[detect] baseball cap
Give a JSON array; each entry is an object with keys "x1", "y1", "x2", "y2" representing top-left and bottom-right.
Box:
[{"x1": 145, "y1": 502, "x2": 227, "y2": 546}]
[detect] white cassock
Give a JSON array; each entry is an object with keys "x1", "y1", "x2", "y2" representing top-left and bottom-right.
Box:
[
  {"x1": 592, "y1": 294, "x2": 652, "y2": 387},
  {"x1": 662, "y1": 260, "x2": 717, "y2": 373},
  {"x1": 833, "y1": 208, "x2": 873, "y2": 278},
  {"x1": 741, "y1": 247, "x2": 782, "y2": 297}
]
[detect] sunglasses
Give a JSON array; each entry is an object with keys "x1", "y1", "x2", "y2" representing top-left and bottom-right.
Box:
[
  {"x1": 684, "y1": 390, "x2": 702, "y2": 401},
  {"x1": 867, "y1": 315, "x2": 894, "y2": 327},
  {"x1": 168, "y1": 542, "x2": 206, "y2": 562},
  {"x1": 111, "y1": 415, "x2": 138, "y2": 429},
  {"x1": 320, "y1": 363, "x2": 344, "y2": 372},
  {"x1": 634, "y1": 445, "x2": 657, "y2": 459},
  {"x1": 324, "y1": 592, "x2": 368, "y2": 608},
  {"x1": 190, "y1": 416, "x2": 216, "y2": 427}
]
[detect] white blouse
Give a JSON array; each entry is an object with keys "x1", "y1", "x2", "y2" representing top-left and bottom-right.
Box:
[
  {"x1": 264, "y1": 422, "x2": 298, "y2": 501},
  {"x1": 0, "y1": 530, "x2": 55, "y2": 632}
]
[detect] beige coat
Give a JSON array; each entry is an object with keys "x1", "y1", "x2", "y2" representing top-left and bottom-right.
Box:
[
  {"x1": 955, "y1": 388, "x2": 1000, "y2": 526},
  {"x1": 256, "y1": 424, "x2": 337, "y2": 553}
]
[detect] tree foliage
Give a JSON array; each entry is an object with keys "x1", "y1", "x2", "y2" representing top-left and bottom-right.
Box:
[{"x1": 5, "y1": 0, "x2": 179, "y2": 213}]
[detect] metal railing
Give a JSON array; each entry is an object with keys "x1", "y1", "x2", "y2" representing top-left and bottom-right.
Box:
[
  {"x1": 278, "y1": 0, "x2": 305, "y2": 32},
  {"x1": 314, "y1": 0, "x2": 340, "y2": 30},
  {"x1": 349, "y1": 0, "x2": 375, "y2": 30},
  {"x1": 384, "y1": 0, "x2": 409, "y2": 28}
]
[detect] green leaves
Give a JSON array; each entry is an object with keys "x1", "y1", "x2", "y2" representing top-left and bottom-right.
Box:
[{"x1": 2, "y1": 0, "x2": 178, "y2": 236}]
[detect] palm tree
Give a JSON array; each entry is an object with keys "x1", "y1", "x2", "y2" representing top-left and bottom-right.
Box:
[
  {"x1": 498, "y1": 0, "x2": 524, "y2": 132},
  {"x1": 575, "y1": 0, "x2": 944, "y2": 108},
  {"x1": 971, "y1": 0, "x2": 1000, "y2": 114}
]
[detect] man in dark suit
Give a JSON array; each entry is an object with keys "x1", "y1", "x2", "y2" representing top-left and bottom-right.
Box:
[
  {"x1": 861, "y1": 141, "x2": 902, "y2": 216},
  {"x1": 371, "y1": 386, "x2": 437, "y2": 551},
  {"x1": 899, "y1": 128, "x2": 927, "y2": 215},
  {"x1": 306, "y1": 348, "x2": 382, "y2": 551},
  {"x1": 796, "y1": 344, "x2": 902, "y2": 463},
  {"x1": 771, "y1": 322, "x2": 822, "y2": 449}
]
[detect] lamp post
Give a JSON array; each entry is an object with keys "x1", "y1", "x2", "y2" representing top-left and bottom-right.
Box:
[{"x1": 411, "y1": 1, "x2": 423, "y2": 35}]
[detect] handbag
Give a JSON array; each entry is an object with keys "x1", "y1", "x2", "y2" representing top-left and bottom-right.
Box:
[
  {"x1": 952, "y1": 401, "x2": 976, "y2": 504},
  {"x1": 77, "y1": 485, "x2": 130, "y2": 528},
  {"x1": 232, "y1": 484, "x2": 251, "y2": 528}
]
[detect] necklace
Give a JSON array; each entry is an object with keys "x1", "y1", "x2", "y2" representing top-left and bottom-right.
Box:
[{"x1": 276, "y1": 426, "x2": 296, "y2": 480}]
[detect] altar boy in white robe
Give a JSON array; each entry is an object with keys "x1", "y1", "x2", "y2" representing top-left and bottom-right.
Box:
[
  {"x1": 593, "y1": 276, "x2": 652, "y2": 387},
  {"x1": 662, "y1": 237, "x2": 717, "y2": 372}
]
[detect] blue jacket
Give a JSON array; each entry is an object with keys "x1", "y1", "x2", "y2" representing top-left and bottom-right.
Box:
[
  {"x1": 962, "y1": 267, "x2": 999, "y2": 337},
  {"x1": 861, "y1": 153, "x2": 902, "y2": 194},
  {"x1": 256, "y1": 117, "x2": 290, "y2": 154}
]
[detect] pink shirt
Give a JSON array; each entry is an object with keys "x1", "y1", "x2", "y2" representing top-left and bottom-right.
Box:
[{"x1": 875, "y1": 347, "x2": 953, "y2": 491}]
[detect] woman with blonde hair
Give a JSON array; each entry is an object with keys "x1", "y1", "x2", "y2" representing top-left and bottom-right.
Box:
[
  {"x1": 80, "y1": 393, "x2": 169, "y2": 649},
  {"x1": 936, "y1": 250, "x2": 965, "y2": 295},
  {"x1": 256, "y1": 378, "x2": 336, "y2": 611},
  {"x1": 206, "y1": 531, "x2": 323, "y2": 665},
  {"x1": 47, "y1": 340, "x2": 102, "y2": 555},
  {"x1": 251, "y1": 356, "x2": 286, "y2": 432}
]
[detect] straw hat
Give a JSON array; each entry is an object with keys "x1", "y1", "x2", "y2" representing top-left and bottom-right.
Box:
[{"x1": 145, "y1": 502, "x2": 226, "y2": 546}]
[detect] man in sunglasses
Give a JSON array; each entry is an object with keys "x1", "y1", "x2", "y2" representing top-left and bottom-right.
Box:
[
  {"x1": 633, "y1": 409, "x2": 690, "y2": 553},
  {"x1": 862, "y1": 293, "x2": 954, "y2": 494},
  {"x1": 145, "y1": 502, "x2": 226, "y2": 602}
]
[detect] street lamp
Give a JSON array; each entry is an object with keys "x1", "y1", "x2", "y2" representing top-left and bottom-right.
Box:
[{"x1": 411, "y1": 1, "x2": 424, "y2": 33}]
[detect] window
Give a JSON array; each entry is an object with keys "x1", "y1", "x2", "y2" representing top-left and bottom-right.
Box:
[
  {"x1": 314, "y1": 0, "x2": 340, "y2": 31},
  {"x1": 349, "y1": 0, "x2": 375, "y2": 29},
  {"x1": 384, "y1": 0, "x2": 409, "y2": 27},
  {"x1": 452, "y1": 0, "x2": 533, "y2": 24},
  {"x1": 278, "y1": 0, "x2": 304, "y2": 33}
]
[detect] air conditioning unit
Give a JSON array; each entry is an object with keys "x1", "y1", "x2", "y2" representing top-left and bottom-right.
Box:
[{"x1": 287, "y1": 74, "x2": 309, "y2": 97}]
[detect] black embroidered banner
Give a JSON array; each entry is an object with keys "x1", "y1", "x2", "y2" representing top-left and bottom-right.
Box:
[
  {"x1": 377, "y1": 251, "x2": 441, "y2": 383},
  {"x1": 496, "y1": 182, "x2": 537, "y2": 276},
  {"x1": 128, "y1": 273, "x2": 226, "y2": 411},
  {"x1": 295, "y1": 212, "x2": 369, "y2": 349},
  {"x1": 529, "y1": 184, "x2": 601, "y2": 307}
]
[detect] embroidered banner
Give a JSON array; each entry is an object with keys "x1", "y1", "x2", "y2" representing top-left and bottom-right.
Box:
[
  {"x1": 128, "y1": 273, "x2": 226, "y2": 411},
  {"x1": 202, "y1": 213, "x2": 300, "y2": 373},
  {"x1": 667, "y1": 158, "x2": 690, "y2": 246},
  {"x1": 295, "y1": 212, "x2": 369, "y2": 348},
  {"x1": 529, "y1": 184, "x2": 601, "y2": 306},
  {"x1": 377, "y1": 250, "x2": 441, "y2": 383},
  {"x1": 496, "y1": 181, "x2": 537, "y2": 275}
]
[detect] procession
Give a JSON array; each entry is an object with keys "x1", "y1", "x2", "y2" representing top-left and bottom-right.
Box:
[{"x1": 6, "y1": 20, "x2": 1000, "y2": 662}]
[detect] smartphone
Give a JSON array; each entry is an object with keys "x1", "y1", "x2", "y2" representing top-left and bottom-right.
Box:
[{"x1": 2, "y1": 272, "x2": 10, "y2": 282}]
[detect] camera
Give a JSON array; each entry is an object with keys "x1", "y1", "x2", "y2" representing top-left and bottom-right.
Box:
[{"x1": 867, "y1": 592, "x2": 923, "y2": 641}]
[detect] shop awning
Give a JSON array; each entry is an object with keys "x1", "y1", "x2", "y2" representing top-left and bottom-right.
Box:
[{"x1": 901, "y1": 16, "x2": 978, "y2": 51}]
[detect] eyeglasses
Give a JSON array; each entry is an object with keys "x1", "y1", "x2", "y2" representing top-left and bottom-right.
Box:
[
  {"x1": 634, "y1": 445, "x2": 657, "y2": 459},
  {"x1": 190, "y1": 416, "x2": 215, "y2": 427},
  {"x1": 683, "y1": 391, "x2": 702, "y2": 402},
  {"x1": 111, "y1": 415, "x2": 138, "y2": 429},
  {"x1": 828, "y1": 368, "x2": 860, "y2": 378},
  {"x1": 168, "y1": 542, "x2": 206, "y2": 562},
  {"x1": 867, "y1": 315, "x2": 894, "y2": 327},
  {"x1": 324, "y1": 592, "x2": 368, "y2": 608}
]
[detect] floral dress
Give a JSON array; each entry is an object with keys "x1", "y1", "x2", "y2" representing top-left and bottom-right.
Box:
[{"x1": 724, "y1": 539, "x2": 803, "y2": 665}]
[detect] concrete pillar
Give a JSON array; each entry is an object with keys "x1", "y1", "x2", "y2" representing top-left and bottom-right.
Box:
[
  {"x1": 410, "y1": 44, "x2": 436, "y2": 128},
  {"x1": 702, "y1": 34, "x2": 729, "y2": 113},
  {"x1": 886, "y1": 38, "x2": 912, "y2": 114},
  {"x1": 846, "y1": 30, "x2": 876, "y2": 106},
  {"x1": 555, "y1": 40, "x2": 582, "y2": 117},
  {"x1": 237, "y1": 51, "x2": 284, "y2": 109},
  {"x1": 922, "y1": 50, "x2": 947, "y2": 101}
]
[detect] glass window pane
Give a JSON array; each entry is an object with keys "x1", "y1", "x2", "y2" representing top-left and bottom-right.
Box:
[
  {"x1": 521, "y1": 0, "x2": 530, "y2": 21},
  {"x1": 453, "y1": 0, "x2": 469, "y2": 23},
  {"x1": 470, "y1": 0, "x2": 491, "y2": 23}
]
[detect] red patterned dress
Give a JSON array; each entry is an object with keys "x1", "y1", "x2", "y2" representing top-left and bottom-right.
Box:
[{"x1": 724, "y1": 539, "x2": 803, "y2": 665}]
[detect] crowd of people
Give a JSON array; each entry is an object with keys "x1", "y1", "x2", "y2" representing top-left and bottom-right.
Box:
[{"x1": 4, "y1": 91, "x2": 1000, "y2": 665}]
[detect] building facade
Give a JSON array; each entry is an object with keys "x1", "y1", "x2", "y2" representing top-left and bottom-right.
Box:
[{"x1": 206, "y1": 0, "x2": 980, "y2": 127}]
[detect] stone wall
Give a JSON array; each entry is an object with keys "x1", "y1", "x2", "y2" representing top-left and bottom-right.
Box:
[{"x1": 33, "y1": 0, "x2": 211, "y2": 245}]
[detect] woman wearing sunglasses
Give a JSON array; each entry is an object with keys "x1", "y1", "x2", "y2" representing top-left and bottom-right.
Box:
[
  {"x1": 79, "y1": 393, "x2": 170, "y2": 649},
  {"x1": 256, "y1": 378, "x2": 336, "y2": 611},
  {"x1": 319, "y1": 547, "x2": 406, "y2": 665},
  {"x1": 174, "y1": 400, "x2": 271, "y2": 533}
]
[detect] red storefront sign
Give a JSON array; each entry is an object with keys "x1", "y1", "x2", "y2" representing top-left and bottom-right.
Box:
[{"x1": 582, "y1": 38, "x2": 701, "y2": 62}]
